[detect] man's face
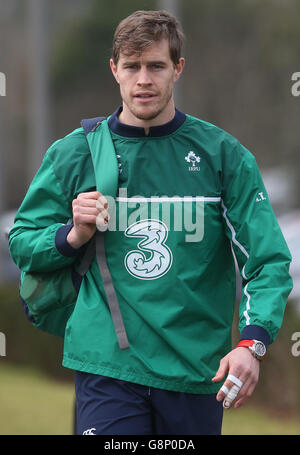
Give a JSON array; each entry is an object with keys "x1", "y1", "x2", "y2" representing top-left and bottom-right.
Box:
[{"x1": 110, "y1": 39, "x2": 185, "y2": 127}]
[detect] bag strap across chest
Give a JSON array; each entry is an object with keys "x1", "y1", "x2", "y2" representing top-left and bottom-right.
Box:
[{"x1": 79, "y1": 116, "x2": 129, "y2": 350}]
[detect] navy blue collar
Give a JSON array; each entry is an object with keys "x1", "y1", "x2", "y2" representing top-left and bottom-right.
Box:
[{"x1": 108, "y1": 106, "x2": 186, "y2": 138}]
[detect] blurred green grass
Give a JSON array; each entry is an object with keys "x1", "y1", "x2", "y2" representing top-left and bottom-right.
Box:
[
  {"x1": 223, "y1": 406, "x2": 300, "y2": 435},
  {"x1": 0, "y1": 362, "x2": 300, "y2": 435},
  {"x1": 0, "y1": 362, "x2": 75, "y2": 435}
]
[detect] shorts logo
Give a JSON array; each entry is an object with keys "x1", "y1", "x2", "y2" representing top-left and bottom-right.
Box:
[
  {"x1": 185, "y1": 151, "x2": 201, "y2": 171},
  {"x1": 124, "y1": 219, "x2": 173, "y2": 280},
  {"x1": 83, "y1": 427, "x2": 96, "y2": 435}
]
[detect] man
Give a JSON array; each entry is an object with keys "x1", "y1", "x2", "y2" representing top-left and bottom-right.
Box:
[{"x1": 9, "y1": 10, "x2": 292, "y2": 435}]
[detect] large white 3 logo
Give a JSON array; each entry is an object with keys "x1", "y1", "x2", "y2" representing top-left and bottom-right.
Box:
[{"x1": 124, "y1": 219, "x2": 173, "y2": 280}]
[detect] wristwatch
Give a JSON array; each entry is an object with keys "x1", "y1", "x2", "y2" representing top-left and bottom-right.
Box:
[{"x1": 236, "y1": 339, "x2": 267, "y2": 360}]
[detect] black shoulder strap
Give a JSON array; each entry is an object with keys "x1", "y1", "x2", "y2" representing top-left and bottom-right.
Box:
[{"x1": 81, "y1": 116, "x2": 106, "y2": 135}]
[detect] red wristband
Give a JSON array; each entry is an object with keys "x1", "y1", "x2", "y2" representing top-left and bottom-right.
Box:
[{"x1": 236, "y1": 339, "x2": 255, "y2": 348}]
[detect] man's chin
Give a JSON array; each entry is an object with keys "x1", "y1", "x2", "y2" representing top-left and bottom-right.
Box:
[{"x1": 132, "y1": 107, "x2": 162, "y2": 122}]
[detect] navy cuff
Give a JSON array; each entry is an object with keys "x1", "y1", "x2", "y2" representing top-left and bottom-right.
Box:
[
  {"x1": 240, "y1": 325, "x2": 270, "y2": 348},
  {"x1": 55, "y1": 223, "x2": 79, "y2": 257}
]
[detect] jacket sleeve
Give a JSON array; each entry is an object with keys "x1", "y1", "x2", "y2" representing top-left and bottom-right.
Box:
[
  {"x1": 221, "y1": 143, "x2": 293, "y2": 345},
  {"x1": 8, "y1": 146, "x2": 80, "y2": 273}
]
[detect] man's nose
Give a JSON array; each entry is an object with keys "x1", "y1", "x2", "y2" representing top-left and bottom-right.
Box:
[{"x1": 137, "y1": 67, "x2": 152, "y2": 85}]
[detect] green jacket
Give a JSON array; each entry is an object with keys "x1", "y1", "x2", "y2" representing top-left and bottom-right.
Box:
[{"x1": 9, "y1": 108, "x2": 293, "y2": 394}]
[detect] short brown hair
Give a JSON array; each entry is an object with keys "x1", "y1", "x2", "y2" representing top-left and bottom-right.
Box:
[{"x1": 112, "y1": 10, "x2": 185, "y2": 65}]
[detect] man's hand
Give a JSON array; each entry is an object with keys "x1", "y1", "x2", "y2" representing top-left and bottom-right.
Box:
[
  {"x1": 212, "y1": 347, "x2": 260, "y2": 409},
  {"x1": 67, "y1": 191, "x2": 109, "y2": 249}
]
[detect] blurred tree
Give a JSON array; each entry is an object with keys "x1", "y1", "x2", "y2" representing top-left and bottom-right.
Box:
[
  {"x1": 50, "y1": 0, "x2": 156, "y2": 135},
  {"x1": 182, "y1": 0, "x2": 300, "y2": 172}
]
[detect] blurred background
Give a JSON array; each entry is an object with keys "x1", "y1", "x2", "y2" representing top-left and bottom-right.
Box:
[{"x1": 1, "y1": 0, "x2": 300, "y2": 435}]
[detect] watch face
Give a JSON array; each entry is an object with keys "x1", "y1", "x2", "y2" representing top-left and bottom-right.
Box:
[{"x1": 254, "y1": 341, "x2": 266, "y2": 357}]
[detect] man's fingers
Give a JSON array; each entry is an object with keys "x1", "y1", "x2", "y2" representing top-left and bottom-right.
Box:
[
  {"x1": 223, "y1": 384, "x2": 241, "y2": 409},
  {"x1": 73, "y1": 202, "x2": 99, "y2": 226},
  {"x1": 227, "y1": 374, "x2": 244, "y2": 388},
  {"x1": 74, "y1": 205, "x2": 100, "y2": 216},
  {"x1": 220, "y1": 373, "x2": 244, "y2": 408},
  {"x1": 220, "y1": 384, "x2": 229, "y2": 395},
  {"x1": 220, "y1": 370, "x2": 258, "y2": 409},
  {"x1": 96, "y1": 213, "x2": 109, "y2": 232},
  {"x1": 74, "y1": 198, "x2": 99, "y2": 208},
  {"x1": 96, "y1": 195, "x2": 109, "y2": 210},
  {"x1": 233, "y1": 378, "x2": 257, "y2": 409},
  {"x1": 78, "y1": 191, "x2": 104, "y2": 200},
  {"x1": 217, "y1": 371, "x2": 247, "y2": 402},
  {"x1": 211, "y1": 357, "x2": 229, "y2": 383},
  {"x1": 75, "y1": 192, "x2": 108, "y2": 208},
  {"x1": 214, "y1": 347, "x2": 261, "y2": 409},
  {"x1": 73, "y1": 193, "x2": 109, "y2": 225}
]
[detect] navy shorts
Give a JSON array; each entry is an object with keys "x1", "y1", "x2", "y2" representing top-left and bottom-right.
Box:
[{"x1": 75, "y1": 372, "x2": 223, "y2": 435}]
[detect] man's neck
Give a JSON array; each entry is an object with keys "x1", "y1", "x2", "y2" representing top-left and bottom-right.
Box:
[{"x1": 118, "y1": 102, "x2": 176, "y2": 136}]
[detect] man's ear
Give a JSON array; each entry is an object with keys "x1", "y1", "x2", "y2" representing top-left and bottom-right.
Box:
[
  {"x1": 110, "y1": 59, "x2": 119, "y2": 84},
  {"x1": 174, "y1": 57, "x2": 185, "y2": 83}
]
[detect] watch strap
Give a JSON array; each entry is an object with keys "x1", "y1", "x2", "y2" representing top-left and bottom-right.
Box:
[
  {"x1": 236, "y1": 339, "x2": 255, "y2": 348},
  {"x1": 237, "y1": 339, "x2": 266, "y2": 360}
]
